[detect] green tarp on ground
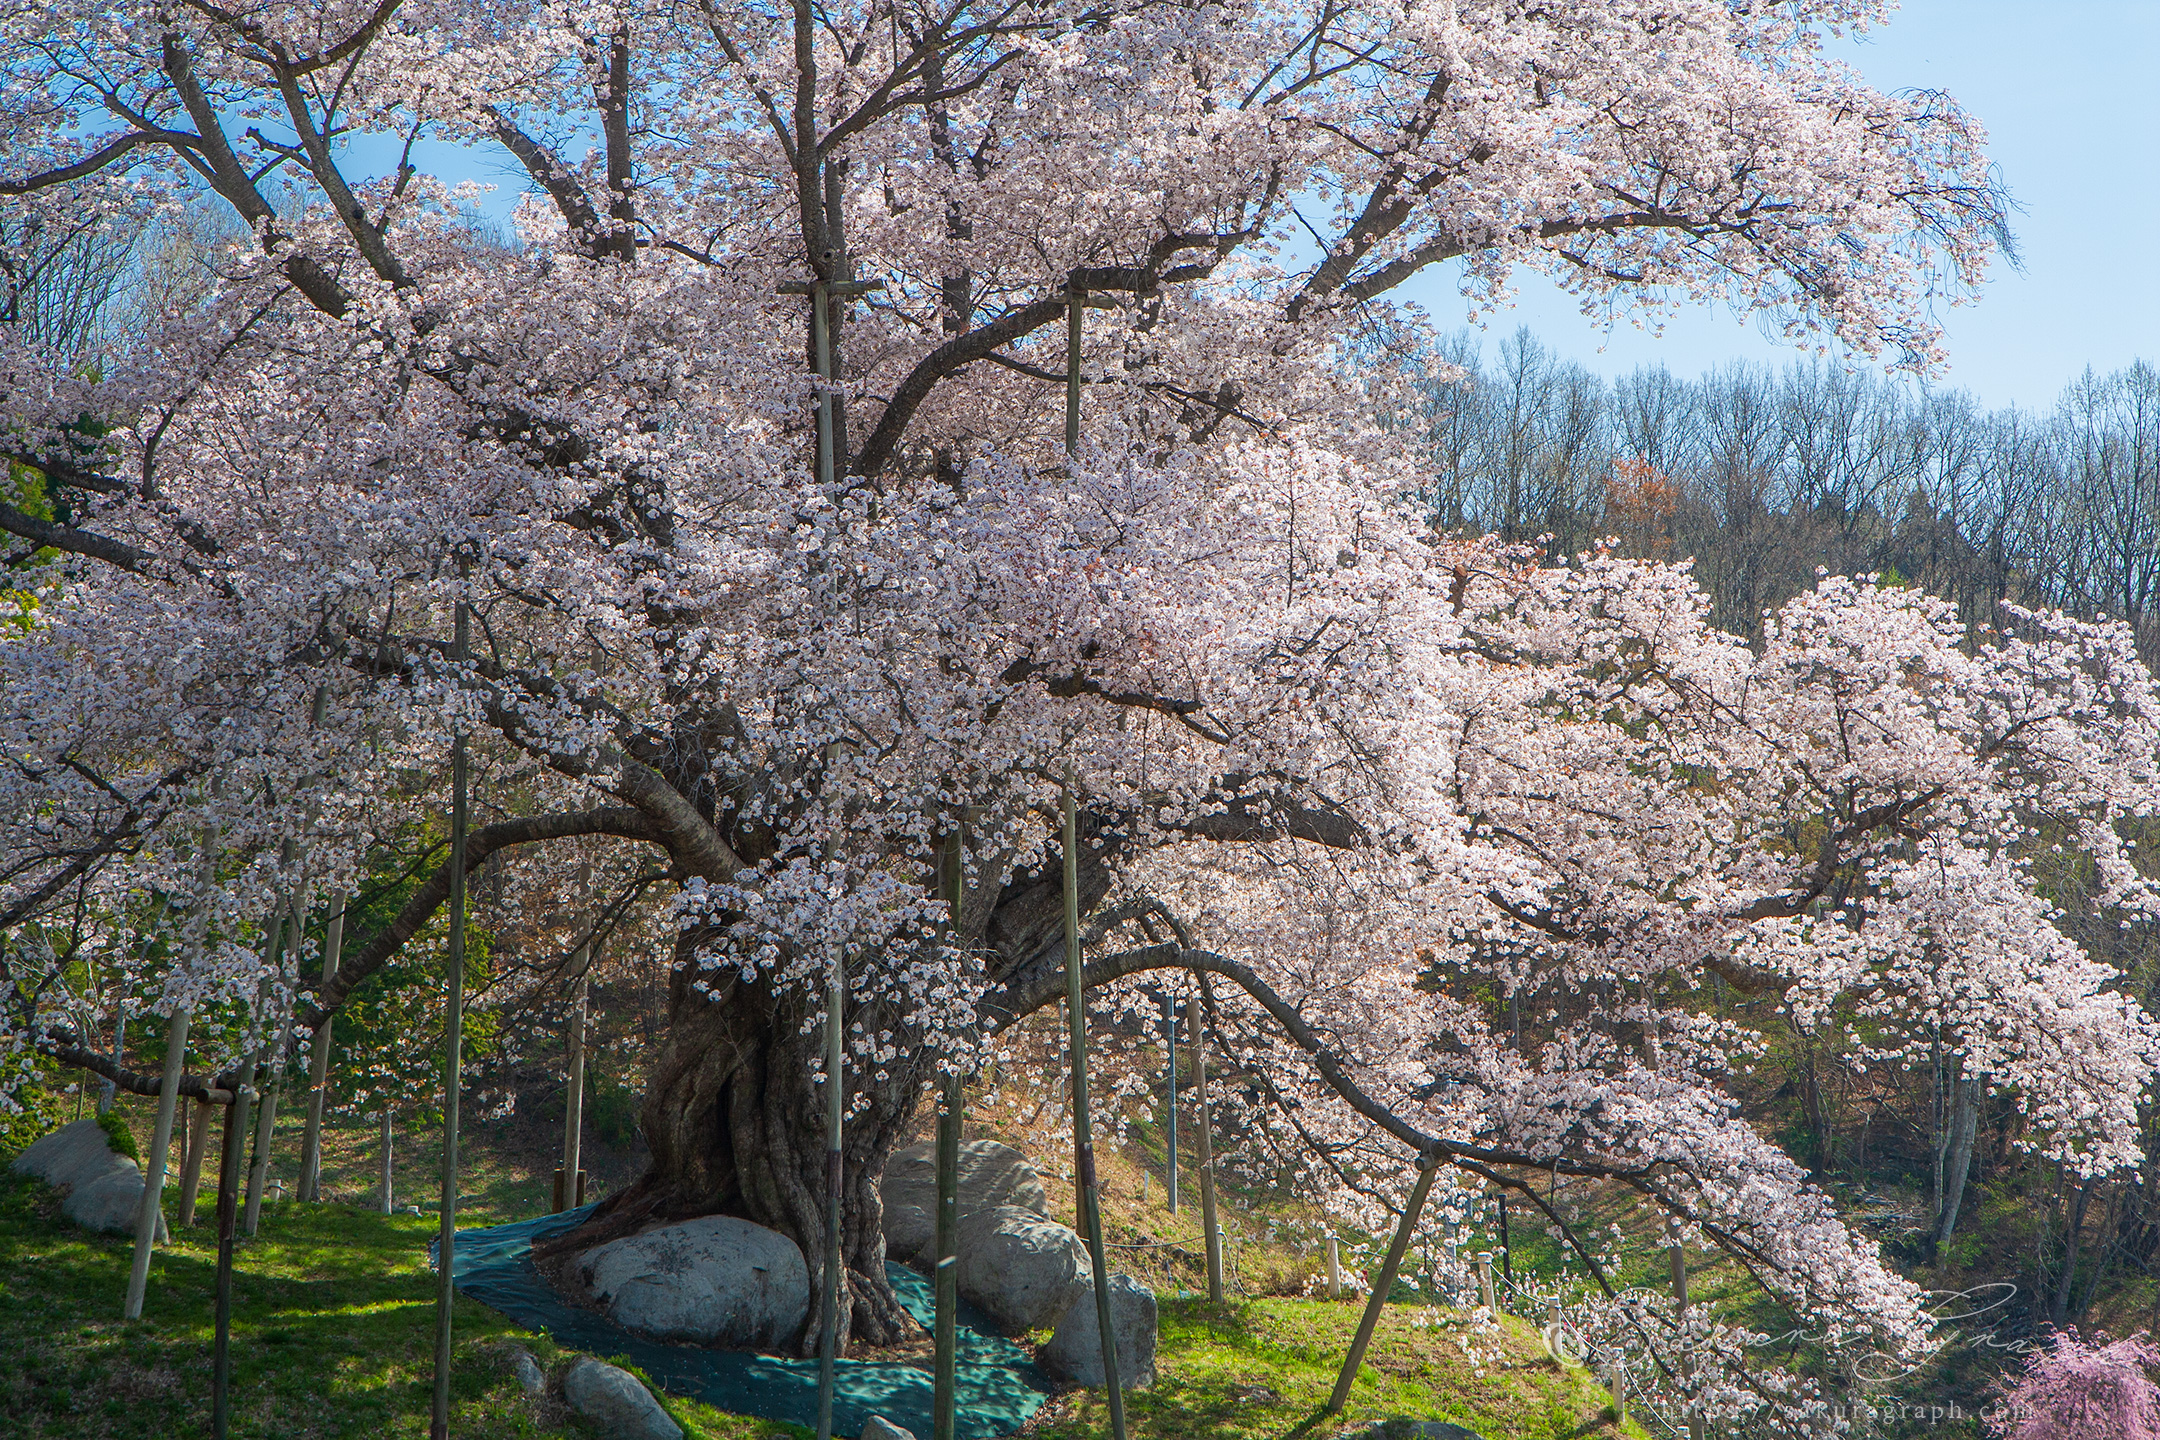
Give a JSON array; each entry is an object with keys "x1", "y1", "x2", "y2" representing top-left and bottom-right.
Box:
[{"x1": 443, "y1": 1205, "x2": 1050, "y2": 1438}]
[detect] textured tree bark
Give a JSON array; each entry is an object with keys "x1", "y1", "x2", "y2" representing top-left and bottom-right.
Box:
[
  {"x1": 534, "y1": 823, "x2": 1112, "y2": 1352},
  {"x1": 536, "y1": 934, "x2": 922, "y2": 1351},
  {"x1": 1934, "y1": 1071, "x2": 1981, "y2": 1247}
]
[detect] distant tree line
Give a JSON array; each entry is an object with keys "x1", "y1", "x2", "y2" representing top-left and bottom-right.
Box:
[{"x1": 1388, "y1": 329, "x2": 2160, "y2": 664}]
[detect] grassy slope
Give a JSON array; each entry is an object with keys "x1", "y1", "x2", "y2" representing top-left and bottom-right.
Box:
[
  {"x1": 0, "y1": 1167, "x2": 791, "y2": 1440},
  {"x1": 0, "y1": 1096, "x2": 1644, "y2": 1440},
  {"x1": 1033, "y1": 1300, "x2": 1647, "y2": 1440}
]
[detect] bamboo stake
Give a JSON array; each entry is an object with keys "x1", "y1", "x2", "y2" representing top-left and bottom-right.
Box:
[
  {"x1": 430, "y1": 590, "x2": 471, "y2": 1440},
  {"x1": 1064, "y1": 787, "x2": 1128, "y2": 1433},
  {"x1": 933, "y1": 821, "x2": 963, "y2": 1440},
  {"x1": 1327, "y1": 1152, "x2": 1439, "y2": 1414},
  {"x1": 1188, "y1": 998, "x2": 1223, "y2": 1303},
  {"x1": 297, "y1": 900, "x2": 346, "y2": 1202},
  {"x1": 124, "y1": 1004, "x2": 190, "y2": 1318}
]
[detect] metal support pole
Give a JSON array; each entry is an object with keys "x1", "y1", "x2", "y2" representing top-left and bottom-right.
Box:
[
  {"x1": 124, "y1": 1005, "x2": 190, "y2": 1318},
  {"x1": 933, "y1": 823, "x2": 963, "y2": 1440},
  {"x1": 1327, "y1": 1233, "x2": 1341, "y2": 1300},
  {"x1": 1064, "y1": 788, "x2": 1128, "y2": 1434},
  {"x1": 430, "y1": 592, "x2": 471, "y2": 1440},
  {"x1": 1328, "y1": 1153, "x2": 1439, "y2": 1414},
  {"x1": 212, "y1": 1083, "x2": 253, "y2": 1440},
  {"x1": 816, "y1": 947, "x2": 846, "y2": 1440},
  {"x1": 298, "y1": 901, "x2": 346, "y2": 1202},
  {"x1": 1164, "y1": 994, "x2": 1178, "y2": 1214},
  {"x1": 1189, "y1": 999, "x2": 1223, "y2": 1302}
]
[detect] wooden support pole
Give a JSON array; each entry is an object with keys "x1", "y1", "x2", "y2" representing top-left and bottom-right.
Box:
[
  {"x1": 816, "y1": 943, "x2": 846, "y2": 1440},
  {"x1": 1164, "y1": 994, "x2": 1178, "y2": 1215},
  {"x1": 1065, "y1": 278, "x2": 1084, "y2": 454},
  {"x1": 379, "y1": 1109, "x2": 395, "y2": 1214},
  {"x1": 241, "y1": 904, "x2": 292, "y2": 1237},
  {"x1": 124, "y1": 1004, "x2": 190, "y2": 1318},
  {"x1": 178, "y1": 1099, "x2": 214, "y2": 1225},
  {"x1": 1672, "y1": 1242, "x2": 1705, "y2": 1440},
  {"x1": 98, "y1": 1008, "x2": 124, "y2": 1115},
  {"x1": 297, "y1": 901, "x2": 346, "y2": 1202},
  {"x1": 1327, "y1": 1153, "x2": 1439, "y2": 1414},
  {"x1": 1476, "y1": 1251, "x2": 1496, "y2": 1317},
  {"x1": 241, "y1": 1074, "x2": 279, "y2": 1236},
  {"x1": 933, "y1": 822, "x2": 963, "y2": 1440},
  {"x1": 1064, "y1": 787, "x2": 1128, "y2": 1436},
  {"x1": 430, "y1": 591, "x2": 471, "y2": 1440},
  {"x1": 1188, "y1": 999, "x2": 1223, "y2": 1303},
  {"x1": 1327, "y1": 1233, "x2": 1341, "y2": 1300},
  {"x1": 560, "y1": 959, "x2": 588, "y2": 1212},
  {"x1": 212, "y1": 1080, "x2": 253, "y2": 1440}
]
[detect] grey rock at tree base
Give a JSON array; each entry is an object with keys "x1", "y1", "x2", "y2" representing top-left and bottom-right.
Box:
[
  {"x1": 9, "y1": 1119, "x2": 168, "y2": 1241},
  {"x1": 577, "y1": 1215, "x2": 810, "y2": 1349},
  {"x1": 861, "y1": 1415, "x2": 919, "y2": 1440},
  {"x1": 1336, "y1": 1421, "x2": 1487, "y2": 1440},
  {"x1": 563, "y1": 1356, "x2": 683, "y2": 1440},
  {"x1": 508, "y1": 1347, "x2": 545, "y2": 1397},
  {"x1": 1042, "y1": 1272, "x2": 1158, "y2": 1390},
  {"x1": 882, "y1": 1201, "x2": 935, "y2": 1265},
  {"x1": 881, "y1": 1139, "x2": 1051, "y2": 1262},
  {"x1": 953, "y1": 1204, "x2": 1092, "y2": 1333}
]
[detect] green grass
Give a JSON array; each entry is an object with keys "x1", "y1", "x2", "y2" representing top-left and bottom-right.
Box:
[
  {"x1": 3, "y1": 1096, "x2": 1648, "y2": 1440},
  {"x1": 0, "y1": 1168, "x2": 799, "y2": 1440},
  {"x1": 1029, "y1": 1298, "x2": 1649, "y2": 1440}
]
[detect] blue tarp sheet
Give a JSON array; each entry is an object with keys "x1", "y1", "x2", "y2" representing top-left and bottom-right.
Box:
[{"x1": 443, "y1": 1205, "x2": 1051, "y2": 1438}]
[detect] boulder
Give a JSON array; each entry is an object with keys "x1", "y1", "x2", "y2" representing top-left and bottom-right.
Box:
[
  {"x1": 1043, "y1": 1273, "x2": 1158, "y2": 1390},
  {"x1": 577, "y1": 1216, "x2": 810, "y2": 1349},
  {"x1": 10, "y1": 1119, "x2": 167, "y2": 1240},
  {"x1": 508, "y1": 1347, "x2": 545, "y2": 1397},
  {"x1": 1336, "y1": 1422, "x2": 1485, "y2": 1440},
  {"x1": 563, "y1": 1356, "x2": 683, "y2": 1440},
  {"x1": 11, "y1": 1119, "x2": 122, "y2": 1191},
  {"x1": 67, "y1": 1164, "x2": 169, "y2": 1241},
  {"x1": 861, "y1": 1417, "x2": 918, "y2": 1440},
  {"x1": 881, "y1": 1140, "x2": 1051, "y2": 1263},
  {"x1": 954, "y1": 1204, "x2": 1091, "y2": 1333},
  {"x1": 882, "y1": 1201, "x2": 935, "y2": 1265}
]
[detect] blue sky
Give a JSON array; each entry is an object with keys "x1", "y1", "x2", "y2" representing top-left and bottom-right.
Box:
[{"x1": 1404, "y1": 1, "x2": 2160, "y2": 411}]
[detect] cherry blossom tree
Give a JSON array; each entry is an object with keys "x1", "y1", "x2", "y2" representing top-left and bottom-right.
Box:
[
  {"x1": 1990, "y1": 1332, "x2": 2160, "y2": 1440},
  {"x1": 7, "y1": 0, "x2": 2143, "y2": 1409}
]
